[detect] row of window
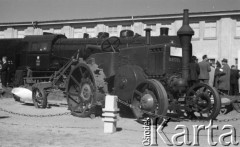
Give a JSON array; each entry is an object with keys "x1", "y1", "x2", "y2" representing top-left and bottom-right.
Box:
[{"x1": 0, "y1": 21, "x2": 240, "y2": 39}]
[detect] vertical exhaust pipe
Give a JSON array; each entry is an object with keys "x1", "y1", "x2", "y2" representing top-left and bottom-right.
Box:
[
  {"x1": 177, "y1": 9, "x2": 194, "y2": 80},
  {"x1": 144, "y1": 28, "x2": 152, "y2": 45}
]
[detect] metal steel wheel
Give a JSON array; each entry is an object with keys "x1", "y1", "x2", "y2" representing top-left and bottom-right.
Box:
[
  {"x1": 131, "y1": 79, "x2": 169, "y2": 123},
  {"x1": 32, "y1": 87, "x2": 47, "y2": 108},
  {"x1": 101, "y1": 36, "x2": 120, "y2": 52},
  {"x1": 66, "y1": 63, "x2": 96, "y2": 117},
  {"x1": 186, "y1": 83, "x2": 221, "y2": 120}
]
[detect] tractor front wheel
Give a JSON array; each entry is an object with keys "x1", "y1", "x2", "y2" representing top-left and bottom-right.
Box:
[
  {"x1": 186, "y1": 83, "x2": 221, "y2": 120},
  {"x1": 131, "y1": 79, "x2": 169, "y2": 123},
  {"x1": 32, "y1": 87, "x2": 47, "y2": 109}
]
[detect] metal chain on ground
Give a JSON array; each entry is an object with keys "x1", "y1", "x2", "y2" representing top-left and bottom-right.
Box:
[
  {"x1": 0, "y1": 107, "x2": 70, "y2": 117},
  {"x1": 117, "y1": 97, "x2": 240, "y2": 123}
]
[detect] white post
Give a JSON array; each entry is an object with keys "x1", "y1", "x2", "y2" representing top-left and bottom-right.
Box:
[{"x1": 102, "y1": 95, "x2": 119, "y2": 133}]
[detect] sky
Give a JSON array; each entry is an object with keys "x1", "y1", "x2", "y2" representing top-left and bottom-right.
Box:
[{"x1": 0, "y1": 0, "x2": 239, "y2": 23}]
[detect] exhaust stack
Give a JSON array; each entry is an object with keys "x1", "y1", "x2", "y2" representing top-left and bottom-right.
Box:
[
  {"x1": 177, "y1": 9, "x2": 194, "y2": 80},
  {"x1": 144, "y1": 28, "x2": 152, "y2": 45}
]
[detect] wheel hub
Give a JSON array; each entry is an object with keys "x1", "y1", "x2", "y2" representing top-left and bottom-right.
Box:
[
  {"x1": 196, "y1": 93, "x2": 211, "y2": 112},
  {"x1": 140, "y1": 92, "x2": 157, "y2": 112},
  {"x1": 81, "y1": 83, "x2": 92, "y2": 101},
  {"x1": 35, "y1": 90, "x2": 42, "y2": 103}
]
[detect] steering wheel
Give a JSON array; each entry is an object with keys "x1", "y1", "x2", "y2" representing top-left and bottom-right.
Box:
[{"x1": 101, "y1": 36, "x2": 120, "y2": 52}]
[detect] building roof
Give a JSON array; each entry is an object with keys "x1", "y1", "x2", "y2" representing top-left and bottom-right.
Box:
[{"x1": 1, "y1": 10, "x2": 240, "y2": 27}]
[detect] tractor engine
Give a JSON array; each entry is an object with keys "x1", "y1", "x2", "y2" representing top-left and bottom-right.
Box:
[{"x1": 168, "y1": 76, "x2": 188, "y2": 94}]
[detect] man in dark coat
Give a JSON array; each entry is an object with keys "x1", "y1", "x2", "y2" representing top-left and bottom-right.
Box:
[
  {"x1": 198, "y1": 55, "x2": 211, "y2": 84},
  {"x1": 188, "y1": 56, "x2": 200, "y2": 86},
  {"x1": 213, "y1": 61, "x2": 225, "y2": 89},
  {"x1": 230, "y1": 65, "x2": 239, "y2": 95},
  {"x1": 218, "y1": 58, "x2": 230, "y2": 94},
  {"x1": 0, "y1": 56, "x2": 8, "y2": 87}
]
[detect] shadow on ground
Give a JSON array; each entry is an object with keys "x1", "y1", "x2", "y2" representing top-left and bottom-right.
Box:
[{"x1": 0, "y1": 116, "x2": 10, "y2": 119}]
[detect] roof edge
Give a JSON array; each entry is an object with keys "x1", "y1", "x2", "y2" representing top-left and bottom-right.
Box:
[{"x1": 1, "y1": 9, "x2": 240, "y2": 27}]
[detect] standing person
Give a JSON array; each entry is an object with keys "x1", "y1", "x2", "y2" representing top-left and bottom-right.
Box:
[
  {"x1": 213, "y1": 61, "x2": 225, "y2": 89},
  {"x1": 0, "y1": 56, "x2": 8, "y2": 87},
  {"x1": 218, "y1": 58, "x2": 231, "y2": 94},
  {"x1": 188, "y1": 56, "x2": 200, "y2": 86},
  {"x1": 0, "y1": 60, "x2": 2, "y2": 88},
  {"x1": 198, "y1": 55, "x2": 211, "y2": 84},
  {"x1": 230, "y1": 65, "x2": 239, "y2": 95},
  {"x1": 209, "y1": 62, "x2": 215, "y2": 87}
]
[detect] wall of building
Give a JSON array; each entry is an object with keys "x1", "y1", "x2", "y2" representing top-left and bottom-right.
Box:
[{"x1": 0, "y1": 11, "x2": 240, "y2": 67}]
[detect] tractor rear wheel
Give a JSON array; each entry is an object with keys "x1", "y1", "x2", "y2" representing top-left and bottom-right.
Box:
[{"x1": 66, "y1": 61, "x2": 107, "y2": 118}]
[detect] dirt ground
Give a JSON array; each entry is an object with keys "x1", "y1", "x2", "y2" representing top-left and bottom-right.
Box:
[{"x1": 0, "y1": 95, "x2": 240, "y2": 147}]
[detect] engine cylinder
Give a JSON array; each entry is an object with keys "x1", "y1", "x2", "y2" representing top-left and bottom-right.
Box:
[{"x1": 144, "y1": 28, "x2": 152, "y2": 45}]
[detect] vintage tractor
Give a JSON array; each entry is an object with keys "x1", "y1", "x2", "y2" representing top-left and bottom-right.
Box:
[{"x1": 32, "y1": 9, "x2": 221, "y2": 121}]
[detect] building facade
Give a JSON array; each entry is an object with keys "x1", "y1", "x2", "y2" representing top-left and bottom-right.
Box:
[{"x1": 0, "y1": 10, "x2": 240, "y2": 67}]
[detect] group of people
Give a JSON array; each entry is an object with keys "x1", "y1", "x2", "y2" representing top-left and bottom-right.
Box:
[{"x1": 189, "y1": 54, "x2": 240, "y2": 95}]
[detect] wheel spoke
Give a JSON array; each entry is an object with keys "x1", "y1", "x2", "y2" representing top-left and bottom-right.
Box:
[
  {"x1": 79, "y1": 67, "x2": 83, "y2": 76},
  {"x1": 70, "y1": 75, "x2": 81, "y2": 87},
  {"x1": 82, "y1": 70, "x2": 89, "y2": 78},
  {"x1": 113, "y1": 39, "x2": 119, "y2": 44},
  {"x1": 68, "y1": 91, "x2": 79, "y2": 97},
  {"x1": 68, "y1": 94, "x2": 81, "y2": 104},
  {"x1": 134, "y1": 90, "x2": 143, "y2": 96},
  {"x1": 106, "y1": 40, "x2": 111, "y2": 45},
  {"x1": 141, "y1": 83, "x2": 148, "y2": 91},
  {"x1": 72, "y1": 84, "x2": 79, "y2": 92}
]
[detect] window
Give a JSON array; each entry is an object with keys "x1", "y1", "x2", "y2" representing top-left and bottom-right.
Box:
[
  {"x1": 0, "y1": 31, "x2": 4, "y2": 38},
  {"x1": 74, "y1": 28, "x2": 82, "y2": 38},
  {"x1": 235, "y1": 21, "x2": 240, "y2": 39},
  {"x1": 17, "y1": 30, "x2": 25, "y2": 38},
  {"x1": 86, "y1": 28, "x2": 95, "y2": 38},
  {"x1": 108, "y1": 26, "x2": 118, "y2": 36},
  {"x1": 53, "y1": 29, "x2": 61, "y2": 34},
  {"x1": 146, "y1": 24, "x2": 157, "y2": 36},
  {"x1": 190, "y1": 23, "x2": 200, "y2": 40},
  {"x1": 204, "y1": 22, "x2": 217, "y2": 39},
  {"x1": 161, "y1": 24, "x2": 173, "y2": 35},
  {"x1": 122, "y1": 25, "x2": 132, "y2": 30}
]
